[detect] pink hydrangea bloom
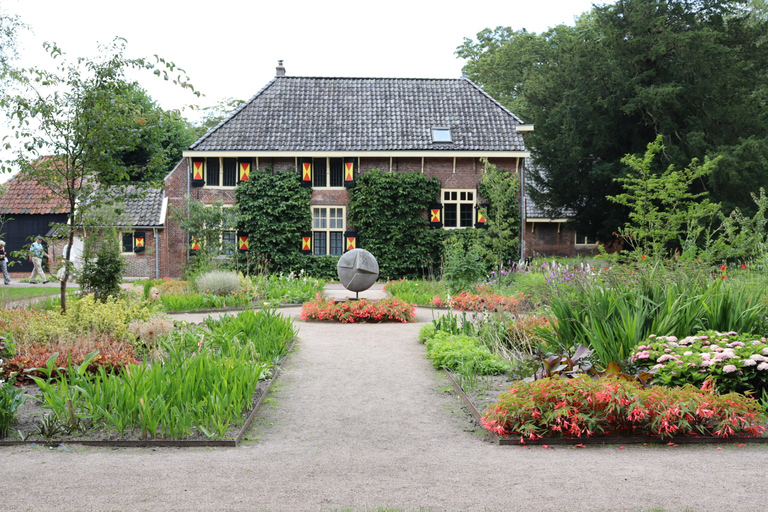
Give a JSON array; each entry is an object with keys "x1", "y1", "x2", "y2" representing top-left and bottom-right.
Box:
[
  {"x1": 758, "y1": 362, "x2": 768, "y2": 371},
  {"x1": 743, "y1": 359, "x2": 757, "y2": 367},
  {"x1": 723, "y1": 365, "x2": 738, "y2": 373}
]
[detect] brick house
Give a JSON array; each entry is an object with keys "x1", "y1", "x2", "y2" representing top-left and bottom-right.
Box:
[
  {"x1": 165, "y1": 64, "x2": 534, "y2": 277},
  {"x1": 521, "y1": 167, "x2": 599, "y2": 258},
  {"x1": 91, "y1": 185, "x2": 168, "y2": 279}
]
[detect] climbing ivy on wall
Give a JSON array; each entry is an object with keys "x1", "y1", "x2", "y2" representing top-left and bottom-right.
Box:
[
  {"x1": 236, "y1": 170, "x2": 311, "y2": 272},
  {"x1": 348, "y1": 169, "x2": 443, "y2": 280}
]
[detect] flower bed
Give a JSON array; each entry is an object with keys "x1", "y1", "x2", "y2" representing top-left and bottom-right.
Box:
[
  {"x1": 300, "y1": 295, "x2": 415, "y2": 323},
  {"x1": 430, "y1": 291, "x2": 525, "y2": 313},
  {"x1": 481, "y1": 377, "x2": 766, "y2": 444},
  {"x1": 630, "y1": 331, "x2": 768, "y2": 395}
]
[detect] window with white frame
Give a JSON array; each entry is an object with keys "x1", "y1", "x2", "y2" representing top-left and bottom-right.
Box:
[
  {"x1": 575, "y1": 231, "x2": 597, "y2": 246},
  {"x1": 312, "y1": 158, "x2": 345, "y2": 188},
  {"x1": 312, "y1": 206, "x2": 345, "y2": 256},
  {"x1": 121, "y1": 231, "x2": 138, "y2": 254},
  {"x1": 442, "y1": 189, "x2": 475, "y2": 228}
]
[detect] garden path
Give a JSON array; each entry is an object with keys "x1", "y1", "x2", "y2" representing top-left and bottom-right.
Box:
[{"x1": 2, "y1": 284, "x2": 768, "y2": 511}]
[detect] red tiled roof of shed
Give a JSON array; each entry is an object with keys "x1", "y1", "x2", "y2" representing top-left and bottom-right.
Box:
[{"x1": 0, "y1": 167, "x2": 70, "y2": 215}]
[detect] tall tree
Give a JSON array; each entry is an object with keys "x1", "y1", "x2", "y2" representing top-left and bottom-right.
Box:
[
  {"x1": 0, "y1": 38, "x2": 199, "y2": 311},
  {"x1": 459, "y1": 0, "x2": 768, "y2": 243}
]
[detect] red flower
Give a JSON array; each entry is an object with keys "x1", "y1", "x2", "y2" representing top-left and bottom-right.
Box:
[
  {"x1": 641, "y1": 255, "x2": 647, "y2": 259},
  {"x1": 741, "y1": 263, "x2": 748, "y2": 269}
]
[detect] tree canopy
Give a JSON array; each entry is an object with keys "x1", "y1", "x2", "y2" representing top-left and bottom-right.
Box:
[
  {"x1": 458, "y1": 0, "x2": 768, "y2": 243},
  {"x1": 0, "y1": 37, "x2": 199, "y2": 310}
]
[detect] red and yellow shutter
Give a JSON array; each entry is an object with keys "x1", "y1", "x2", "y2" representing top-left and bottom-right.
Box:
[
  {"x1": 192, "y1": 159, "x2": 205, "y2": 187},
  {"x1": 344, "y1": 231, "x2": 357, "y2": 252},
  {"x1": 299, "y1": 158, "x2": 312, "y2": 187},
  {"x1": 189, "y1": 237, "x2": 201, "y2": 256},
  {"x1": 475, "y1": 203, "x2": 490, "y2": 229},
  {"x1": 343, "y1": 157, "x2": 356, "y2": 188},
  {"x1": 237, "y1": 232, "x2": 249, "y2": 253},
  {"x1": 301, "y1": 232, "x2": 312, "y2": 254},
  {"x1": 238, "y1": 159, "x2": 251, "y2": 183},
  {"x1": 134, "y1": 232, "x2": 146, "y2": 253},
  {"x1": 429, "y1": 203, "x2": 443, "y2": 229}
]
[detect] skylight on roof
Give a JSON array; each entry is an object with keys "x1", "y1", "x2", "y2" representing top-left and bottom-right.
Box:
[{"x1": 431, "y1": 127, "x2": 453, "y2": 143}]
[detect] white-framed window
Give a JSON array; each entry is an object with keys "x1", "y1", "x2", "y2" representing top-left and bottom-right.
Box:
[
  {"x1": 431, "y1": 127, "x2": 453, "y2": 143},
  {"x1": 312, "y1": 206, "x2": 345, "y2": 256},
  {"x1": 442, "y1": 189, "x2": 475, "y2": 228},
  {"x1": 575, "y1": 231, "x2": 597, "y2": 246},
  {"x1": 121, "y1": 231, "x2": 138, "y2": 254},
  {"x1": 312, "y1": 158, "x2": 345, "y2": 188}
]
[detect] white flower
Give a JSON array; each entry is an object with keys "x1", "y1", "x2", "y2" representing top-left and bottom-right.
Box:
[
  {"x1": 749, "y1": 354, "x2": 766, "y2": 362},
  {"x1": 758, "y1": 362, "x2": 768, "y2": 371},
  {"x1": 684, "y1": 351, "x2": 693, "y2": 356},
  {"x1": 743, "y1": 359, "x2": 757, "y2": 367}
]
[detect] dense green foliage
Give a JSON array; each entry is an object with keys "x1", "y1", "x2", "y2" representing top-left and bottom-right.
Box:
[
  {"x1": 459, "y1": 0, "x2": 768, "y2": 242},
  {"x1": 236, "y1": 170, "x2": 312, "y2": 273},
  {"x1": 78, "y1": 230, "x2": 127, "y2": 302},
  {"x1": 348, "y1": 169, "x2": 443, "y2": 279}
]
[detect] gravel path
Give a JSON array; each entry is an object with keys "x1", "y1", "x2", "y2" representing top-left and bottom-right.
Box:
[{"x1": 2, "y1": 285, "x2": 768, "y2": 512}]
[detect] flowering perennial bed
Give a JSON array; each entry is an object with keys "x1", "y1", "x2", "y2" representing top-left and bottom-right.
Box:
[
  {"x1": 430, "y1": 291, "x2": 525, "y2": 313},
  {"x1": 630, "y1": 331, "x2": 768, "y2": 395},
  {"x1": 300, "y1": 295, "x2": 416, "y2": 323},
  {"x1": 481, "y1": 377, "x2": 766, "y2": 444}
]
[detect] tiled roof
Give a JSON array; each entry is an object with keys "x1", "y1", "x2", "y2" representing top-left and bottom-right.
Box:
[
  {"x1": 191, "y1": 77, "x2": 527, "y2": 152},
  {"x1": 0, "y1": 173, "x2": 70, "y2": 215},
  {"x1": 524, "y1": 160, "x2": 573, "y2": 219},
  {"x1": 103, "y1": 185, "x2": 165, "y2": 227}
]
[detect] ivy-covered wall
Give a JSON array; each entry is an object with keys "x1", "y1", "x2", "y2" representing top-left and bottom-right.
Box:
[
  {"x1": 236, "y1": 170, "x2": 311, "y2": 272},
  {"x1": 348, "y1": 169, "x2": 444, "y2": 280}
]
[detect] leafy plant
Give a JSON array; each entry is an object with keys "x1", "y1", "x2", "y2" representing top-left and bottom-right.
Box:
[
  {"x1": 194, "y1": 270, "x2": 242, "y2": 295},
  {"x1": 482, "y1": 377, "x2": 767, "y2": 441},
  {"x1": 300, "y1": 296, "x2": 416, "y2": 323},
  {"x1": 0, "y1": 376, "x2": 25, "y2": 438},
  {"x1": 77, "y1": 229, "x2": 126, "y2": 302},
  {"x1": 422, "y1": 331, "x2": 510, "y2": 375},
  {"x1": 630, "y1": 331, "x2": 768, "y2": 397}
]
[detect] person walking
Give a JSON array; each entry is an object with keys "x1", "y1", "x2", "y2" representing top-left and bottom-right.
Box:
[
  {"x1": 29, "y1": 236, "x2": 48, "y2": 284},
  {"x1": 0, "y1": 240, "x2": 10, "y2": 285}
]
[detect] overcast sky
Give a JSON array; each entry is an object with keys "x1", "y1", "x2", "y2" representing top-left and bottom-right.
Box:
[{"x1": 7, "y1": 0, "x2": 602, "y2": 116}]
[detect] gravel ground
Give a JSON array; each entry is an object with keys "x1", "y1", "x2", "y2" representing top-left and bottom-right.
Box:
[{"x1": 2, "y1": 285, "x2": 768, "y2": 512}]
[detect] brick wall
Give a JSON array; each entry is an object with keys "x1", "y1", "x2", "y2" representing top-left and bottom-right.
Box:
[{"x1": 522, "y1": 222, "x2": 599, "y2": 259}]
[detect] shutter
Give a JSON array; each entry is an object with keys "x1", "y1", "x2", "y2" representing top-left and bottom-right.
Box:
[
  {"x1": 238, "y1": 158, "x2": 252, "y2": 183},
  {"x1": 475, "y1": 203, "x2": 490, "y2": 229},
  {"x1": 237, "y1": 232, "x2": 249, "y2": 253},
  {"x1": 189, "y1": 237, "x2": 201, "y2": 256},
  {"x1": 344, "y1": 231, "x2": 357, "y2": 252},
  {"x1": 301, "y1": 232, "x2": 312, "y2": 254},
  {"x1": 299, "y1": 158, "x2": 312, "y2": 187},
  {"x1": 343, "y1": 157, "x2": 356, "y2": 188},
  {"x1": 429, "y1": 203, "x2": 443, "y2": 229},
  {"x1": 134, "y1": 232, "x2": 146, "y2": 253},
  {"x1": 191, "y1": 159, "x2": 205, "y2": 187}
]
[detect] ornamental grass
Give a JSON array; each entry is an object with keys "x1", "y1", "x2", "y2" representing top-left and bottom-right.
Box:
[
  {"x1": 482, "y1": 377, "x2": 766, "y2": 442},
  {"x1": 300, "y1": 295, "x2": 415, "y2": 323}
]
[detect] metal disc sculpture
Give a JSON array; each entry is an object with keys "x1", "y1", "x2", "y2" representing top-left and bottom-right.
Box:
[{"x1": 337, "y1": 248, "x2": 379, "y2": 299}]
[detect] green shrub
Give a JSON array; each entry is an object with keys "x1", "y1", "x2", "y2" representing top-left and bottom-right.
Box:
[
  {"x1": 194, "y1": 270, "x2": 242, "y2": 295},
  {"x1": 78, "y1": 231, "x2": 126, "y2": 302},
  {"x1": 423, "y1": 331, "x2": 510, "y2": 375},
  {"x1": 64, "y1": 294, "x2": 153, "y2": 340}
]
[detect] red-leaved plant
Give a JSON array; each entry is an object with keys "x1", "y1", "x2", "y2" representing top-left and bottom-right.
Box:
[
  {"x1": 442, "y1": 291, "x2": 525, "y2": 313},
  {"x1": 482, "y1": 377, "x2": 766, "y2": 443},
  {"x1": 300, "y1": 295, "x2": 416, "y2": 323}
]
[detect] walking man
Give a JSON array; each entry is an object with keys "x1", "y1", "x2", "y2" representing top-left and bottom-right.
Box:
[{"x1": 29, "y1": 236, "x2": 48, "y2": 284}]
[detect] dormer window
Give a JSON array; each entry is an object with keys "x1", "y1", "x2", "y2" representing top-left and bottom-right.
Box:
[{"x1": 431, "y1": 127, "x2": 453, "y2": 143}]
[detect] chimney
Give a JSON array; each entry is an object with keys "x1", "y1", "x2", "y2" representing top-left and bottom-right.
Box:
[{"x1": 276, "y1": 60, "x2": 286, "y2": 77}]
